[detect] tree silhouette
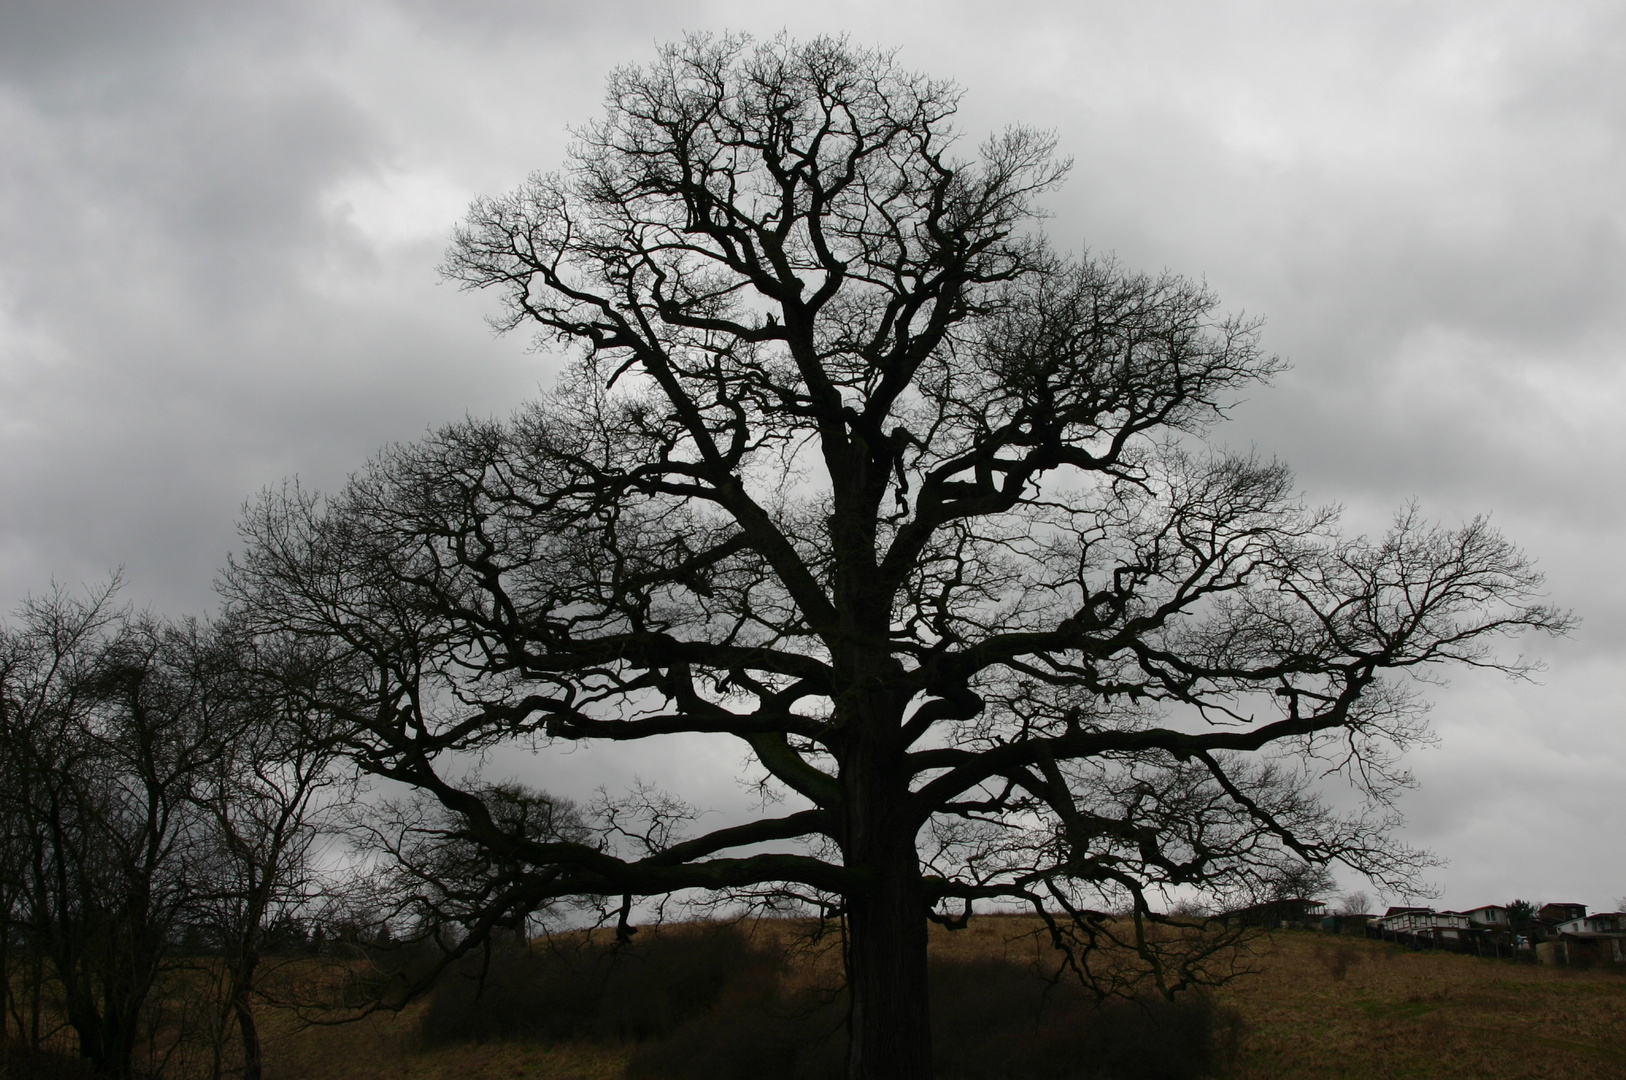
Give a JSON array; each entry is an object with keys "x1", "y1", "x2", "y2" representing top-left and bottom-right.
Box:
[
  {"x1": 225, "y1": 35, "x2": 1569, "y2": 1079},
  {"x1": 0, "y1": 587, "x2": 221, "y2": 1079},
  {"x1": 188, "y1": 630, "x2": 355, "y2": 1080}
]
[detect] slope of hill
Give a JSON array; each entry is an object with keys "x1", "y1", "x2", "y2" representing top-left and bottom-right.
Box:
[{"x1": 259, "y1": 921, "x2": 1626, "y2": 1080}]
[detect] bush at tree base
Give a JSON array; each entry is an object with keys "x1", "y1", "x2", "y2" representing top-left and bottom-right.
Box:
[
  {"x1": 0, "y1": 1040, "x2": 99, "y2": 1079},
  {"x1": 420, "y1": 926, "x2": 1240, "y2": 1079},
  {"x1": 418, "y1": 924, "x2": 781, "y2": 1045}
]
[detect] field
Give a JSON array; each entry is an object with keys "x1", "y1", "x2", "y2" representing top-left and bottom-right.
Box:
[
  {"x1": 206, "y1": 923, "x2": 1626, "y2": 1079},
  {"x1": 1212, "y1": 932, "x2": 1626, "y2": 1079}
]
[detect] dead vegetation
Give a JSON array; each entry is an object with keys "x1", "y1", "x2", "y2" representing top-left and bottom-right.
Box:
[
  {"x1": 1221, "y1": 930, "x2": 1626, "y2": 1079},
  {"x1": 38, "y1": 917, "x2": 1617, "y2": 1079}
]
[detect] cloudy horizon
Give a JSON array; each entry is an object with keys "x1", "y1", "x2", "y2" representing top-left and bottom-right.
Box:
[{"x1": 2, "y1": 0, "x2": 1622, "y2": 913}]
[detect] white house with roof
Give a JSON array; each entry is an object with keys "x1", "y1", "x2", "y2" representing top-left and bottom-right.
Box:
[
  {"x1": 1459, "y1": 905, "x2": 1510, "y2": 928},
  {"x1": 1373, "y1": 909, "x2": 1473, "y2": 939},
  {"x1": 1540, "y1": 912, "x2": 1626, "y2": 965},
  {"x1": 1554, "y1": 912, "x2": 1626, "y2": 935}
]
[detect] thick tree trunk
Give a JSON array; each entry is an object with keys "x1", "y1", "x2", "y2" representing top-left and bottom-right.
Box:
[
  {"x1": 235, "y1": 995, "x2": 263, "y2": 1080},
  {"x1": 839, "y1": 666, "x2": 934, "y2": 1080},
  {"x1": 71, "y1": 1006, "x2": 132, "y2": 1080},
  {"x1": 28, "y1": 949, "x2": 42, "y2": 1049},
  {"x1": 845, "y1": 843, "x2": 933, "y2": 1080},
  {"x1": 233, "y1": 948, "x2": 264, "y2": 1080}
]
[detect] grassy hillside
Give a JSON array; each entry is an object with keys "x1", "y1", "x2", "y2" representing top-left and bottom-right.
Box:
[
  {"x1": 1215, "y1": 931, "x2": 1626, "y2": 1078},
  {"x1": 255, "y1": 921, "x2": 1626, "y2": 1080}
]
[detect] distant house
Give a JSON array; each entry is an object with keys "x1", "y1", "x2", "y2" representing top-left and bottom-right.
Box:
[
  {"x1": 1527, "y1": 911, "x2": 1626, "y2": 967},
  {"x1": 1223, "y1": 897, "x2": 1328, "y2": 928},
  {"x1": 1460, "y1": 905, "x2": 1511, "y2": 928},
  {"x1": 1364, "y1": 900, "x2": 1622, "y2": 963},
  {"x1": 1554, "y1": 912, "x2": 1626, "y2": 935},
  {"x1": 1373, "y1": 909, "x2": 1472, "y2": 940},
  {"x1": 1538, "y1": 902, "x2": 1587, "y2": 924}
]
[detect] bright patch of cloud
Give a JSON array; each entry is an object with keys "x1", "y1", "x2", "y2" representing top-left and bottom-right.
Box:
[{"x1": 322, "y1": 167, "x2": 469, "y2": 249}]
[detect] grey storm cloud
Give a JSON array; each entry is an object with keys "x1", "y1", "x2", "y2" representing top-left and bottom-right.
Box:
[{"x1": 2, "y1": 0, "x2": 1622, "y2": 910}]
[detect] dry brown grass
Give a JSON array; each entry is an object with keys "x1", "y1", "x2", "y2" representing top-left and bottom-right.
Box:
[
  {"x1": 252, "y1": 921, "x2": 1626, "y2": 1080},
  {"x1": 1212, "y1": 931, "x2": 1626, "y2": 1079}
]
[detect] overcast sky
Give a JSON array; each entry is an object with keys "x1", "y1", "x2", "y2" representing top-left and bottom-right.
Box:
[{"x1": 2, "y1": 0, "x2": 1622, "y2": 912}]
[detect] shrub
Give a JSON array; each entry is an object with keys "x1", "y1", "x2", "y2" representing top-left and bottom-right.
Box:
[
  {"x1": 423, "y1": 924, "x2": 1241, "y2": 1079},
  {"x1": 928, "y1": 959, "x2": 1241, "y2": 1080},
  {"x1": 419, "y1": 923, "x2": 781, "y2": 1045},
  {"x1": 630, "y1": 950, "x2": 1239, "y2": 1080},
  {"x1": 0, "y1": 1040, "x2": 98, "y2": 1079},
  {"x1": 623, "y1": 981, "x2": 846, "y2": 1080}
]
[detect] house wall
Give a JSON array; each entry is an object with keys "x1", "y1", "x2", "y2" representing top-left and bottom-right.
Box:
[{"x1": 1465, "y1": 907, "x2": 1509, "y2": 926}]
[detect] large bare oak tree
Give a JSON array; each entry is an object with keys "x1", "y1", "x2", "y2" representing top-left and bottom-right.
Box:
[{"x1": 226, "y1": 35, "x2": 1568, "y2": 1079}]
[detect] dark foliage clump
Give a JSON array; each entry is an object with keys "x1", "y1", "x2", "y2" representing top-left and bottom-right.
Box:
[
  {"x1": 422, "y1": 924, "x2": 1239, "y2": 1079},
  {"x1": 0, "y1": 1040, "x2": 99, "y2": 1079},
  {"x1": 932, "y1": 958, "x2": 1239, "y2": 1080},
  {"x1": 951, "y1": 989, "x2": 1241, "y2": 1080},
  {"x1": 623, "y1": 979, "x2": 847, "y2": 1080},
  {"x1": 418, "y1": 924, "x2": 782, "y2": 1045},
  {"x1": 628, "y1": 948, "x2": 1239, "y2": 1080}
]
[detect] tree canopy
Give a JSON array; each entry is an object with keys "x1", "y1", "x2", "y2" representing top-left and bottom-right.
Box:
[{"x1": 225, "y1": 34, "x2": 1568, "y2": 1080}]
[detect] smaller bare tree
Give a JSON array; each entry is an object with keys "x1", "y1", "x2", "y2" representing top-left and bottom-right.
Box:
[
  {"x1": 1338, "y1": 890, "x2": 1372, "y2": 916},
  {"x1": 0, "y1": 587, "x2": 225, "y2": 1079},
  {"x1": 0, "y1": 580, "x2": 125, "y2": 1054},
  {"x1": 189, "y1": 631, "x2": 357, "y2": 1080}
]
